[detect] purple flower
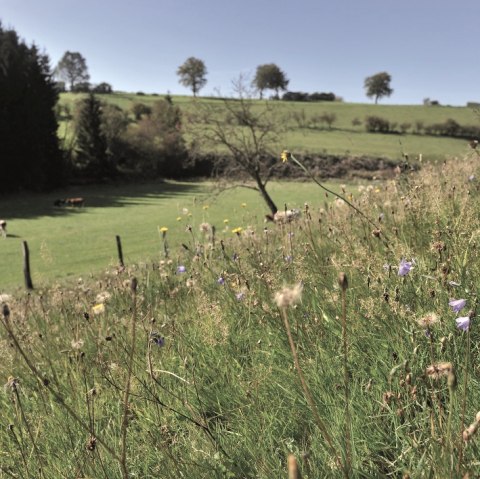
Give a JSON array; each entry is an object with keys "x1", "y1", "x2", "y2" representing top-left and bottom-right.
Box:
[
  {"x1": 150, "y1": 332, "x2": 165, "y2": 347},
  {"x1": 217, "y1": 277, "x2": 225, "y2": 285},
  {"x1": 469, "y1": 174, "x2": 475, "y2": 182},
  {"x1": 456, "y1": 316, "x2": 470, "y2": 332},
  {"x1": 449, "y1": 298, "x2": 466, "y2": 313},
  {"x1": 177, "y1": 265, "x2": 186, "y2": 274},
  {"x1": 398, "y1": 258, "x2": 413, "y2": 277}
]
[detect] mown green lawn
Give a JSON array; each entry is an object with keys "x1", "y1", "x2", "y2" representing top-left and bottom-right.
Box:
[{"x1": 0, "y1": 179, "x2": 348, "y2": 292}]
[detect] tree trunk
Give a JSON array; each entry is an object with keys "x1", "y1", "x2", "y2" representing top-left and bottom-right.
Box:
[{"x1": 254, "y1": 173, "x2": 278, "y2": 214}]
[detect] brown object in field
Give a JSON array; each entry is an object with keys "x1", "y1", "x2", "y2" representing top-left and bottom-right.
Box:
[
  {"x1": 66, "y1": 197, "x2": 85, "y2": 207},
  {"x1": 0, "y1": 220, "x2": 6, "y2": 238}
]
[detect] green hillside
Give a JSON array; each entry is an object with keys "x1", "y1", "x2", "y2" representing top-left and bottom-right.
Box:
[{"x1": 59, "y1": 92, "x2": 478, "y2": 161}]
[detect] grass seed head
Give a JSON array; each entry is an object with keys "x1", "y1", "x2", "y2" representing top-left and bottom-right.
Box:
[{"x1": 274, "y1": 283, "x2": 303, "y2": 309}]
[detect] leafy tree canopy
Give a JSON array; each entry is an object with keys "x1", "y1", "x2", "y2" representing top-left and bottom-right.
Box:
[
  {"x1": 364, "y1": 72, "x2": 393, "y2": 104},
  {"x1": 177, "y1": 57, "x2": 207, "y2": 97},
  {"x1": 253, "y1": 63, "x2": 289, "y2": 99},
  {"x1": 55, "y1": 51, "x2": 90, "y2": 91}
]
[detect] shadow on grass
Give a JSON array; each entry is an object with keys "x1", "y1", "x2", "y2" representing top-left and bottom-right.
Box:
[{"x1": 0, "y1": 180, "x2": 204, "y2": 220}]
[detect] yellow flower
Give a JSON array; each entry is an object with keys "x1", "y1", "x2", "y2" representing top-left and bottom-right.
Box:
[
  {"x1": 176, "y1": 216, "x2": 182, "y2": 221},
  {"x1": 202, "y1": 205, "x2": 209, "y2": 210},
  {"x1": 241, "y1": 203, "x2": 247, "y2": 208},
  {"x1": 92, "y1": 303, "x2": 105, "y2": 315},
  {"x1": 281, "y1": 150, "x2": 291, "y2": 163},
  {"x1": 232, "y1": 227, "x2": 243, "y2": 234},
  {"x1": 159, "y1": 226, "x2": 168, "y2": 233},
  {"x1": 223, "y1": 219, "x2": 229, "y2": 224}
]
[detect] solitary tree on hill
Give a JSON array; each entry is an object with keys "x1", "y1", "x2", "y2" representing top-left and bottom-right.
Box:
[
  {"x1": 177, "y1": 57, "x2": 207, "y2": 97},
  {"x1": 55, "y1": 51, "x2": 90, "y2": 91},
  {"x1": 253, "y1": 63, "x2": 289, "y2": 99},
  {"x1": 364, "y1": 72, "x2": 393, "y2": 104}
]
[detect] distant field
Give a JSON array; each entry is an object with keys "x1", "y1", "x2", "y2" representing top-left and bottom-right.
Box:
[
  {"x1": 59, "y1": 92, "x2": 477, "y2": 161},
  {"x1": 0, "y1": 179, "x2": 348, "y2": 292}
]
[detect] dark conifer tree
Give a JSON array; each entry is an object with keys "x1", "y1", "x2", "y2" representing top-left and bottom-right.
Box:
[
  {"x1": 0, "y1": 22, "x2": 65, "y2": 193},
  {"x1": 75, "y1": 93, "x2": 112, "y2": 178}
]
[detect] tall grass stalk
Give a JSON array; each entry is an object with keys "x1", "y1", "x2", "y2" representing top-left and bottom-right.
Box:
[
  {"x1": 457, "y1": 326, "x2": 471, "y2": 474},
  {"x1": 282, "y1": 151, "x2": 386, "y2": 241},
  {"x1": 279, "y1": 306, "x2": 343, "y2": 475},
  {"x1": 120, "y1": 277, "x2": 138, "y2": 479},
  {"x1": 0, "y1": 304, "x2": 122, "y2": 464},
  {"x1": 339, "y1": 273, "x2": 352, "y2": 477}
]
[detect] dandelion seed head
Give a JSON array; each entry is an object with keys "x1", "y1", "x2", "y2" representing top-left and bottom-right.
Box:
[
  {"x1": 274, "y1": 283, "x2": 303, "y2": 308},
  {"x1": 426, "y1": 362, "x2": 453, "y2": 380},
  {"x1": 417, "y1": 312, "x2": 439, "y2": 329},
  {"x1": 199, "y1": 222, "x2": 211, "y2": 233}
]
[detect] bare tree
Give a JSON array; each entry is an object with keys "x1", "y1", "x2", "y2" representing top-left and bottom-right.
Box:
[{"x1": 187, "y1": 78, "x2": 285, "y2": 214}]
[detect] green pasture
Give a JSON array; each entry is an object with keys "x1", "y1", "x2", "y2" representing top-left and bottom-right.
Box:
[
  {"x1": 0, "y1": 179, "x2": 347, "y2": 292},
  {"x1": 59, "y1": 92, "x2": 476, "y2": 161}
]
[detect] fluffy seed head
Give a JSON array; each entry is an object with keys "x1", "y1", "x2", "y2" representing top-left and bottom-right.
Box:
[{"x1": 274, "y1": 283, "x2": 303, "y2": 308}]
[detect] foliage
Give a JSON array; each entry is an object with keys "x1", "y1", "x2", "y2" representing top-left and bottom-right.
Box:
[
  {"x1": 364, "y1": 71, "x2": 393, "y2": 104},
  {"x1": 122, "y1": 99, "x2": 187, "y2": 176},
  {"x1": 282, "y1": 91, "x2": 336, "y2": 102},
  {"x1": 100, "y1": 103, "x2": 129, "y2": 160},
  {"x1": 93, "y1": 82, "x2": 113, "y2": 94},
  {"x1": 365, "y1": 115, "x2": 392, "y2": 133},
  {"x1": 2, "y1": 153, "x2": 480, "y2": 477},
  {"x1": 55, "y1": 51, "x2": 90, "y2": 91},
  {"x1": 71, "y1": 81, "x2": 91, "y2": 93},
  {"x1": 0, "y1": 22, "x2": 65, "y2": 193},
  {"x1": 74, "y1": 93, "x2": 112, "y2": 178},
  {"x1": 56, "y1": 91, "x2": 476, "y2": 163},
  {"x1": 177, "y1": 57, "x2": 207, "y2": 97},
  {"x1": 131, "y1": 102, "x2": 152, "y2": 120},
  {"x1": 253, "y1": 63, "x2": 289, "y2": 99}
]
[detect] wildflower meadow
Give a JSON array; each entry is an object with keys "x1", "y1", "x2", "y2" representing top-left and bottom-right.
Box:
[{"x1": 1, "y1": 149, "x2": 480, "y2": 478}]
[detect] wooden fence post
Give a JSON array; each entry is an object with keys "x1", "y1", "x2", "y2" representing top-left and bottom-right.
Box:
[
  {"x1": 22, "y1": 241, "x2": 34, "y2": 290},
  {"x1": 116, "y1": 235, "x2": 125, "y2": 268}
]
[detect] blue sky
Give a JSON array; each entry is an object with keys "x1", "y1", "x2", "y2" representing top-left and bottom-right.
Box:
[{"x1": 2, "y1": 0, "x2": 479, "y2": 105}]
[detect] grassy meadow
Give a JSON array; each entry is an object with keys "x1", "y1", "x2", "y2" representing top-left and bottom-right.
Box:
[
  {"x1": 2, "y1": 148, "x2": 480, "y2": 477},
  {"x1": 0, "y1": 179, "x2": 346, "y2": 292},
  {"x1": 58, "y1": 92, "x2": 478, "y2": 161}
]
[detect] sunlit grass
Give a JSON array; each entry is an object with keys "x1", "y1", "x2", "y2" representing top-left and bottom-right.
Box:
[
  {"x1": 2, "y1": 151, "x2": 480, "y2": 477},
  {"x1": 0, "y1": 179, "x2": 350, "y2": 292}
]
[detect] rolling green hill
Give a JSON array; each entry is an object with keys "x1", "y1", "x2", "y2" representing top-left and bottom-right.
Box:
[{"x1": 59, "y1": 92, "x2": 478, "y2": 161}]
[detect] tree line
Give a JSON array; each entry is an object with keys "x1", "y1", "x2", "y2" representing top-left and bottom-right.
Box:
[{"x1": 53, "y1": 50, "x2": 394, "y2": 104}]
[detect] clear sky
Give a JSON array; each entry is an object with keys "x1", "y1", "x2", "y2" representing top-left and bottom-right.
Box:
[{"x1": 1, "y1": 0, "x2": 479, "y2": 105}]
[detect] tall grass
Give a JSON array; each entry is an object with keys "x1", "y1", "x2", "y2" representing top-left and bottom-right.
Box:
[{"x1": 1, "y1": 148, "x2": 480, "y2": 477}]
